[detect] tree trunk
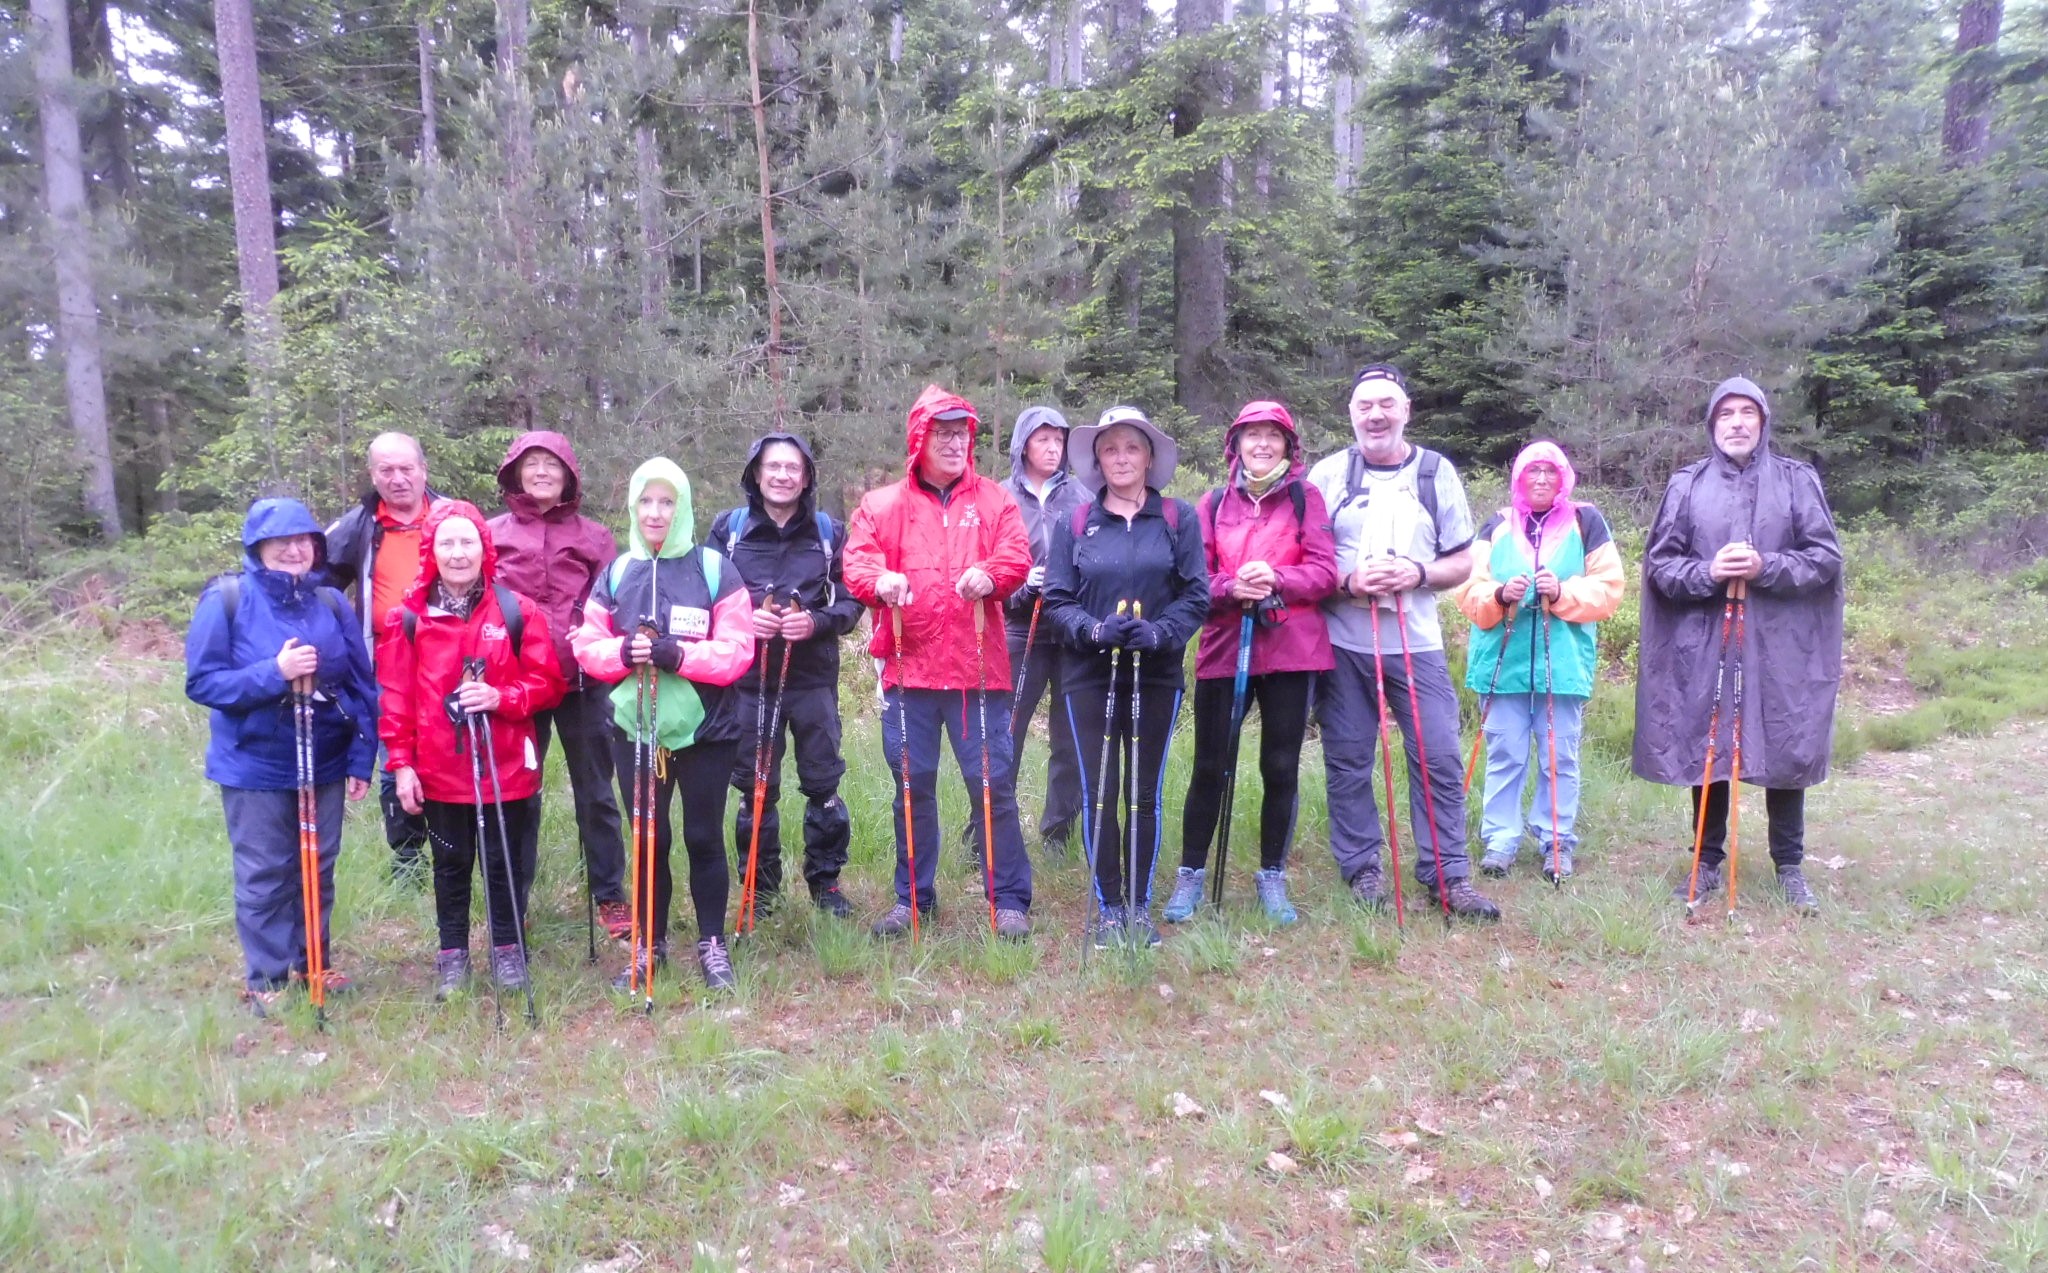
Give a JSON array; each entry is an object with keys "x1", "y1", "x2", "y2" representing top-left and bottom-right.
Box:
[
  {"x1": 213, "y1": 0, "x2": 279, "y2": 338},
  {"x1": 632, "y1": 3, "x2": 665, "y2": 325},
  {"x1": 1942, "y1": 0, "x2": 2003, "y2": 165},
  {"x1": 1331, "y1": 0, "x2": 1364, "y2": 191},
  {"x1": 1256, "y1": 0, "x2": 1281, "y2": 200},
  {"x1": 747, "y1": 0, "x2": 787, "y2": 419},
  {"x1": 417, "y1": 18, "x2": 439, "y2": 166},
  {"x1": 1109, "y1": 0, "x2": 1146, "y2": 332},
  {"x1": 497, "y1": 0, "x2": 540, "y2": 429},
  {"x1": 73, "y1": 0, "x2": 134, "y2": 203},
  {"x1": 1173, "y1": 0, "x2": 1229, "y2": 431},
  {"x1": 32, "y1": 0, "x2": 121, "y2": 540}
]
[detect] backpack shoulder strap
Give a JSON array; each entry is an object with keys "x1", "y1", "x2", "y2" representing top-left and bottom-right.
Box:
[
  {"x1": 316, "y1": 586, "x2": 347, "y2": 627},
  {"x1": 219, "y1": 574, "x2": 242, "y2": 627},
  {"x1": 814, "y1": 509, "x2": 835, "y2": 552},
  {"x1": 1070, "y1": 503, "x2": 1090, "y2": 538},
  {"x1": 1288, "y1": 479, "x2": 1307, "y2": 547},
  {"x1": 400, "y1": 608, "x2": 417, "y2": 643},
  {"x1": 700, "y1": 547, "x2": 722, "y2": 598},
  {"x1": 1415, "y1": 448, "x2": 1442, "y2": 526},
  {"x1": 1200, "y1": 490, "x2": 1221, "y2": 571},
  {"x1": 721, "y1": 506, "x2": 750, "y2": 554},
  {"x1": 492, "y1": 581, "x2": 525, "y2": 655}
]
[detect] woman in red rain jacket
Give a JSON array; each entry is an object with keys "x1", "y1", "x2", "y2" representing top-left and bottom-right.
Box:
[{"x1": 379, "y1": 500, "x2": 566, "y2": 999}]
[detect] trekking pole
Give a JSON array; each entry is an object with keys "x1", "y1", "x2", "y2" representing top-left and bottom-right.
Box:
[
  {"x1": 1083, "y1": 601, "x2": 1128, "y2": 964},
  {"x1": 740, "y1": 598, "x2": 792, "y2": 936},
  {"x1": 889, "y1": 607, "x2": 921, "y2": 944},
  {"x1": 1539, "y1": 598, "x2": 1564, "y2": 891},
  {"x1": 476, "y1": 699, "x2": 540, "y2": 1027},
  {"x1": 1461, "y1": 603, "x2": 1518, "y2": 798},
  {"x1": 1125, "y1": 602, "x2": 1145, "y2": 937},
  {"x1": 1684, "y1": 588, "x2": 1740, "y2": 913},
  {"x1": 1209, "y1": 605, "x2": 1255, "y2": 910},
  {"x1": 461, "y1": 700, "x2": 505, "y2": 1033},
  {"x1": 632, "y1": 620, "x2": 659, "y2": 1013},
  {"x1": 293, "y1": 675, "x2": 327, "y2": 1031},
  {"x1": 1726, "y1": 579, "x2": 1748, "y2": 919},
  {"x1": 973, "y1": 601, "x2": 1000, "y2": 937},
  {"x1": 1009, "y1": 593, "x2": 1043, "y2": 723},
  {"x1": 1392, "y1": 588, "x2": 1454, "y2": 930},
  {"x1": 1367, "y1": 595, "x2": 1407, "y2": 931}
]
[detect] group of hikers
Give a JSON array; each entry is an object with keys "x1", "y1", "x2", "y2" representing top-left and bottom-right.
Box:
[{"x1": 184, "y1": 365, "x2": 1846, "y2": 1016}]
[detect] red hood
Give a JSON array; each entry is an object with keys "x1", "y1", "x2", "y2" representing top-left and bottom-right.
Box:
[
  {"x1": 903, "y1": 384, "x2": 980, "y2": 479},
  {"x1": 1224, "y1": 400, "x2": 1306, "y2": 483},
  {"x1": 402, "y1": 499, "x2": 499, "y2": 611},
  {"x1": 497, "y1": 430, "x2": 586, "y2": 516}
]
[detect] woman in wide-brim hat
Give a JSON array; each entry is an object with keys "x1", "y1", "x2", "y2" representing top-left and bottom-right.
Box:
[{"x1": 1042, "y1": 407, "x2": 1209, "y2": 947}]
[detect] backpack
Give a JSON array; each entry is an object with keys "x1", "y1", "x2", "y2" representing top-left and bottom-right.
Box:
[
  {"x1": 720, "y1": 505, "x2": 836, "y2": 557},
  {"x1": 1199, "y1": 479, "x2": 1307, "y2": 574},
  {"x1": 397, "y1": 579, "x2": 526, "y2": 656},
  {"x1": 1340, "y1": 446, "x2": 1443, "y2": 527},
  {"x1": 216, "y1": 572, "x2": 348, "y2": 630},
  {"x1": 603, "y1": 549, "x2": 724, "y2": 616}
]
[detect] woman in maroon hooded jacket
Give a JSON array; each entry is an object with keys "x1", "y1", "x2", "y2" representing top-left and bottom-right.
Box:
[
  {"x1": 487, "y1": 431, "x2": 630, "y2": 943},
  {"x1": 1164, "y1": 401, "x2": 1337, "y2": 926}
]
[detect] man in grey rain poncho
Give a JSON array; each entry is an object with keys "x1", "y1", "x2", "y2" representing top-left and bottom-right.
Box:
[{"x1": 1632, "y1": 377, "x2": 1844, "y2": 914}]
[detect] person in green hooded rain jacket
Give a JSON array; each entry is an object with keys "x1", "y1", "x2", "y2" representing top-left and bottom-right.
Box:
[{"x1": 573, "y1": 459, "x2": 756, "y2": 993}]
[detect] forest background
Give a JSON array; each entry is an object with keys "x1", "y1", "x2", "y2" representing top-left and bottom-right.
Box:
[{"x1": 5, "y1": 0, "x2": 2048, "y2": 584}]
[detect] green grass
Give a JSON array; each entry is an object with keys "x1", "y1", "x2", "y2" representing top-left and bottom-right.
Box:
[{"x1": 7, "y1": 613, "x2": 2048, "y2": 1270}]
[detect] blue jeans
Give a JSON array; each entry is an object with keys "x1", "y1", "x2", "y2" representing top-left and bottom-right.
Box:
[
  {"x1": 1479, "y1": 693, "x2": 1585, "y2": 855},
  {"x1": 881, "y1": 688, "x2": 1032, "y2": 913}
]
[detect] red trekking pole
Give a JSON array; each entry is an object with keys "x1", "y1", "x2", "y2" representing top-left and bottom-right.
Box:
[
  {"x1": 1725, "y1": 579, "x2": 1748, "y2": 917},
  {"x1": 1366, "y1": 602, "x2": 1406, "y2": 930},
  {"x1": 740, "y1": 596, "x2": 794, "y2": 935},
  {"x1": 974, "y1": 602, "x2": 1000, "y2": 936},
  {"x1": 292, "y1": 675, "x2": 327, "y2": 1029},
  {"x1": 1392, "y1": 590, "x2": 1454, "y2": 929},
  {"x1": 890, "y1": 607, "x2": 921, "y2": 943}
]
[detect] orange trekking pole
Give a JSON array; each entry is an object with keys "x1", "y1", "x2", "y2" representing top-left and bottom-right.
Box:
[
  {"x1": 293, "y1": 674, "x2": 326, "y2": 1029},
  {"x1": 630, "y1": 619, "x2": 660, "y2": 1012},
  {"x1": 890, "y1": 607, "x2": 921, "y2": 943},
  {"x1": 1684, "y1": 587, "x2": 1740, "y2": 913},
  {"x1": 740, "y1": 595, "x2": 794, "y2": 935},
  {"x1": 1538, "y1": 599, "x2": 1565, "y2": 888}
]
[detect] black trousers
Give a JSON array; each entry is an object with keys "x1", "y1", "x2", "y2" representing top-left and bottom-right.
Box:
[
  {"x1": 1010, "y1": 616, "x2": 1084, "y2": 841},
  {"x1": 1181, "y1": 670, "x2": 1315, "y2": 873},
  {"x1": 1690, "y1": 782, "x2": 1805, "y2": 869},
  {"x1": 727, "y1": 682, "x2": 852, "y2": 897},
  {"x1": 379, "y1": 743, "x2": 428, "y2": 858},
  {"x1": 1064, "y1": 672, "x2": 1183, "y2": 910},
  {"x1": 533, "y1": 679, "x2": 627, "y2": 904},
  {"x1": 425, "y1": 795, "x2": 540, "y2": 950},
  {"x1": 612, "y1": 732, "x2": 738, "y2": 944}
]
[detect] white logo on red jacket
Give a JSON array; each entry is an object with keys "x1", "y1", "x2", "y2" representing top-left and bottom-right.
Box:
[
  {"x1": 958, "y1": 505, "x2": 981, "y2": 529},
  {"x1": 481, "y1": 622, "x2": 508, "y2": 642}
]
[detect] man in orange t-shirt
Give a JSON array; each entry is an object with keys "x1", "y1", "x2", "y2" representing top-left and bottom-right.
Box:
[{"x1": 326, "y1": 432, "x2": 443, "y2": 877}]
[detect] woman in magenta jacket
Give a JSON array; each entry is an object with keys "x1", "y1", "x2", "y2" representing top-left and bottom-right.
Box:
[{"x1": 1164, "y1": 401, "x2": 1338, "y2": 926}]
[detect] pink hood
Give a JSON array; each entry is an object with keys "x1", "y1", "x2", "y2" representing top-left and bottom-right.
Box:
[{"x1": 1509, "y1": 440, "x2": 1579, "y2": 565}]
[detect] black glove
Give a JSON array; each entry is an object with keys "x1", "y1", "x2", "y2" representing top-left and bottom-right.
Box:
[
  {"x1": 1086, "y1": 613, "x2": 1139, "y2": 650},
  {"x1": 648, "y1": 634, "x2": 684, "y2": 672},
  {"x1": 1125, "y1": 619, "x2": 1167, "y2": 652}
]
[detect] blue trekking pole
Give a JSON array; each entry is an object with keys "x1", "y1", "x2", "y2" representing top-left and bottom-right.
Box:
[{"x1": 1208, "y1": 605, "x2": 1255, "y2": 910}]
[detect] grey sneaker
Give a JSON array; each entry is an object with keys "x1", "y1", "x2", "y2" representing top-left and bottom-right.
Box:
[
  {"x1": 433, "y1": 948, "x2": 469, "y2": 1002},
  {"x1": 490, "y1": 944, "x2": 528, "y2": 990},
  {"x1": 1162, "y1": 867, "x2": 1206, "y2": 923},
  {"x1": 1777, "y1": 865, "x2": 1820, "y2": 915},
  {"x1": 1478, "y1": 844, "x2": 1518, "y2": 878},
  {"x1": 1092, "y1": 904, "x2": 1126, "y2": 949},
  {"x1": 870, "y1": 901, "x2": 931, "y2": 938},
  {"x1": 1254, "y1": 868, "x2": 1298, "y2": 925},
  {"x1": 1539, "y1": 844, "x2": 1575, "y2": 884},
  {"x1": 611, "y1": 939, "x2": 668, "y2": 990},
  {"x1": 1349, "y1": 865, "x2": 1388, "y2": 911},
  {"x1": 994, "y1": 908, "x2": 1031, "y2": 940},
  {"x1": 1675, "y1": 863, "x2": 1724, "y2": 905},
  {"x1": 1125, "y1": 909, "x2": 1162, "y2": 948},
  {"x1": 697, "y1": 936, "x2": 736, "y2": 992}
]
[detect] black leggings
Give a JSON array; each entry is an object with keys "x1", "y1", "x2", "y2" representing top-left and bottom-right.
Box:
[
  {"x1": 1065, "y1": 676, "x2": 1183, "y2": 910},
  {"x1": 1690, "y1": 782, "x2": 1804, "y2": 869},
  {"x1": 611, "y1": 731, "x2": 739, "y2": 944},
  {"x1": 1180, "y1": 671, "x2": 1314, "y2": 873},
  {"x1": 425, "y1": 795, "x2": 540, "y2": 950}
]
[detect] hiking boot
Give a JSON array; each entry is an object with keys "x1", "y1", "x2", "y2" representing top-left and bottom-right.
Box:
[
  {"x1": 697, "y1": 936, "x2": 736, "y2": 992},
  {"x1": 1093, "y1": 904, "x2": 1127, "y2": 949},
  {"x1": 1254, "y1": 868, "x2": 1299, "y2": 925},
  {"x1": 433, "y1": 949, "x2": 469, "y2": 1002},
  {"x1": 612, "y1": 939, "x2": 669, "y2": 990},
  {"x1": 1478, "y1": 844, "x2": 1518, "y2": 878},
  {"x1": 597, "y1": 900, "x2": 633, "y2": 941},
  {"x1": 314, "y1": 967, "x2": 353, "y2": 996},
  {"x1": 244, "y1": 987, "x2": 285, "y2": 1019},
  {"x1": 1038, "y1": 830, "x2": 1072, "y2": 862},
  {"x1": 1674, "y1": 864, "x2": 1724, "y2": 905},
  {"x1": 1539, "y1": 844, "x2": 1575, "y2": 884},
  {"x1": 811, "y1": 882, "x2": 854, "y2": 919},
  {"x1": 1125, "y1": 908, "x2": 1163, "y2": 948},
  {"x1": 1777, "y1": 865, "x2": 1820, "y2": 915},
  {"x1": 1162, "y1": 867, "x2": 1206, "y2": 923},
  {"x1": 870, "y1": 902, "x2": 932, "y2": 938},
  {"x1": 491, "y1": 944, "x2": 529, "y2": 990},
  {"x1": 1429, "y1": 878, "x2": 1503, "y2": 922},
  {"x1": 1349, "y1": 864, "x2": 1388, "y2": 911},
  {"x1": 994, "y1": 908, "x2": 1031, "y2": 941}
]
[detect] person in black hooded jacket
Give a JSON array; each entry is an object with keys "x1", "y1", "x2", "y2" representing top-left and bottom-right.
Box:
[{"x1": 708, "y1": 433, "x2": 867, "y2": 916}]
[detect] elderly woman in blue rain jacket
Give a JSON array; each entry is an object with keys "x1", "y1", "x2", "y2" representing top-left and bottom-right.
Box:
[{"x1": 185, "y1": 498, "x2": 378, "y2": 1016}]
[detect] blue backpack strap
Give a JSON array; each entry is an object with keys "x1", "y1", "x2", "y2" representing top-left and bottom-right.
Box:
[
  {"x1": 814, "y1": 508, "x2": 835, "y2": 552},
  {"x1": 722, "y1": 506, "x2": 750, "y2": 554},
  {"x1": 700, "y1": 546, "x2": 722, "y2": 598}
]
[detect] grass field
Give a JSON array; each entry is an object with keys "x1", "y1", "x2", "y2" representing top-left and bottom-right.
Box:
[{"x1": 4, "y1": 627, "x2": 2048, "y2": 1273}]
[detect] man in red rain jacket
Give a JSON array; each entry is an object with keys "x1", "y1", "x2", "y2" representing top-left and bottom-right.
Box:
[{"x1": 843, "y1": 385, "x2": 1035, "y2": 938}]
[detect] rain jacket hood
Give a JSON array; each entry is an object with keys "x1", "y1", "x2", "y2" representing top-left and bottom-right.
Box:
[
  {"x1": 401, "y1": 500, "x2": 499, "y2": 612},
  {"x1": 1222, "y1": 401, "x2": 1303, "y2": 481},
  {"x1": 626, "y1": 457, "x2": 696, "y2": 559},
  {"x1": 1508, "y1": 439, "x2": 1580, "y2": 564},
  {"x1": 739, "y1": 432, "x2": 818, "y2": 508},
  {"x1": 495, "y1": 430, "x2": 587, "y2": 516},
  {"x1": 904, "y1": 385, "x2": 980, "y2": 480},
  {"x1": 1632, "y1": 378, "x2": 1846, "y2": 789},
  {"x1": 1008, "y1": 406, "x2": 1071, "y2": 481},
  {"x1": 240, "y1": 497, "x2": 333, "y2": 591}
]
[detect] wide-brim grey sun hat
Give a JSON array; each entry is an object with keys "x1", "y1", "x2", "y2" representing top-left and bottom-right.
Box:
[{"x1": 1067, "y1": 406, "x2": 1179, "y2": 493}]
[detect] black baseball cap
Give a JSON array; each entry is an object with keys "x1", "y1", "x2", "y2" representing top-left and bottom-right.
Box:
[{"x1": 1351, "y1": 363, "x2": 1408, "y2": 393}]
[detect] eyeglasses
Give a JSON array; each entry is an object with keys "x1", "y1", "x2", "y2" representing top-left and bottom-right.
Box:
[{"x1": 930, "y1": 427, "x2": 974, "y2": 446}]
